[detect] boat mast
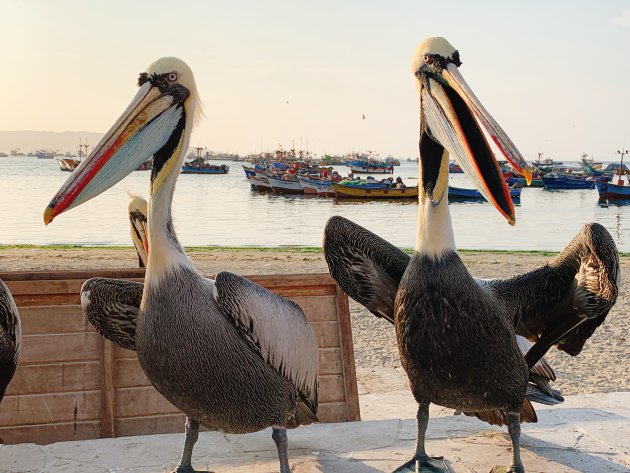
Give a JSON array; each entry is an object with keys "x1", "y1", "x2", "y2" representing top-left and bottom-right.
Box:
[{"x1": 617, "y1": 148, "x2": 628, "y2": 184}]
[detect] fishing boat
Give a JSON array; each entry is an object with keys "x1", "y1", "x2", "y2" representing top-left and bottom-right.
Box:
[
  {"x1": 449, "y1": 185, "x2": 522, "y2": 200},
  {"x1": 333, "y1": 182, "x2": 418, "y2": 198},
  {"x1": 267, "y1": 174, "x2": 304, "y2": 194},
  {"x1": 347, "y1": 160, "x2": 394, "y2": 174},
  {"x1": 35, "y1": 150, "x2": 55, "y2": 159},
  {"x1": 56, "y1": 157, "x2": 80, "y2": 171},
  {"x1": 505, "y1": 176, "x2": 544, "y2": 187},
  {"x1": 296, "y1": 175, "x2": 334, "y2": 196},
  {"x1": 448, "y1": 161, "x2": 464, "y2": 173},
  {"x1": 243, "y1": 165, "x2": 272, "y2": 191},
  {"x1": 596, "y1": 149, "x2": 630, "y2": 200},
  {"x1": 542, "y1": 173, "x2": 595, "y2": 190},
  {"x1": 181, "y1": 161, "x2": 230, "y2": 174}
]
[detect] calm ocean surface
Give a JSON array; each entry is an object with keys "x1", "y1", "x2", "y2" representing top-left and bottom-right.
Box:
[{"x1": 0, "y1": 157, "x2": 628, "y2": 251}]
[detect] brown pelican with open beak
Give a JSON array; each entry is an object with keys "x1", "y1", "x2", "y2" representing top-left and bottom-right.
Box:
[
  {"x1": 45, "y1": 58, "x2": 319, "y2": 473},
  {"x1": 0, "y1": 279, "x2": 21, "y2": 405},
  {"x1": 323, "y1": 37, "x2": 619, "y2": 473}
]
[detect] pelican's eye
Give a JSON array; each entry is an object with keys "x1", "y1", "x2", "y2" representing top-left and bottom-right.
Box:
[
  {"x1": 424, "y1": 54, "x2": 434, "y2": 65},
  {"x1": 167, "y1": 72, "x2": 179, "y2": 82}
]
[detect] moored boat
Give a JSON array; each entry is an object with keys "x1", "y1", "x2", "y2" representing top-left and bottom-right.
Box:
[
  {"x1": 243, "y1": 165, "x2": 272, "y2": 191},
  {"x1": 267, "y1": 174, "x2": 304, "y2": 194},
  {"x1": 542, "y1": 173, "x2": 595, "y2": 190},
  {"x1": 596, "y1": 179, "x2": 630, "y2": 200},
  {"x1": 181, "y1": 163, "x2": 229, "y2": 174},
  {"x1": 347, "y1": 160, "x2": 394, "y2": 174},
  {"x1": 333, "y1": 182, "x2": 418, "y2": 198},
  {"x1": 297, "y1": 175, "x2": 334, "y2": 196},
  {"x1": 56, "y1": 157, "x2": 80, "y2": 171},
  {"x1": 449, "y1": 185, "x2": 522, "y2": 200}
]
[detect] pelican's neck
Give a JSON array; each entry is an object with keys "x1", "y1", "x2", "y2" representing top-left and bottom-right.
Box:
[
  {"x1": 415, "y1": 193, "x2": 456, "y2": 259},
  {"x1": 146, "y1": 116, "x2": 197, "y2": 283}
]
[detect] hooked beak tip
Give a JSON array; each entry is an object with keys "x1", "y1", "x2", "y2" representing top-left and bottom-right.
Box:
[{"x1": 43, "y1": 207, "x2": 55, "y2": 226}]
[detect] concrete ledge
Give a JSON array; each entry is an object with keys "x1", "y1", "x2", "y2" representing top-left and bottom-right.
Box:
[{"x1": 1, "y1": 391, "x2": 629, "y2": 472}]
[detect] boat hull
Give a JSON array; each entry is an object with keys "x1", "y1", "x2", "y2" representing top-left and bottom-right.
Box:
[
  {"x1": 449, "y1": 186, "x2": 521, "y2": 201},
  {"x1": 333, "y1": 183, "x2": 418, "y2": 198},
  {"x1": 267, "y1": 176, "x2": 304, "y2": 194},
  {"x1": 542, "y1": 177, "x2": 595, "y2": 190},
  {"x1": 596, "y1": 180, "x2": 630, "y2": 200},
  {"x1": 297, "y1": 175, "x2": 334, "y2": 196},
  {"x1": 181, "y1": 165, "x2": 229, "y2": 174}
]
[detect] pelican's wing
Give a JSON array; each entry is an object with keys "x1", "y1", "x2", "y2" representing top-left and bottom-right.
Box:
[
  {"x1": 485, "y1": 223, "x2": 619, "y2": 368},
  {"x1": 214, "y1": 271, "x2": 319, "y2": 418},
  {"x1": 323, "y1": 216, "x2": 410, "y2": 323},
  {"x1": 0, "y1": 280, "x2": 21, "y2": 402},
  {"x1": 81, "y1": 278, "x2": 143, "y2": 351}
]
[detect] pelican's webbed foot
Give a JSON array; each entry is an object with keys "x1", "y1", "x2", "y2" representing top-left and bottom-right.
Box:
[
  {"x1": 392, "y1": 454, "x2": 451, "y2": 473},
  {"x1": 172, "y1": 467, "x2": 213, "y2": 473}
]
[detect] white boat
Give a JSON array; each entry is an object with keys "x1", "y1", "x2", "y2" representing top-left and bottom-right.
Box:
[
  {"x1": 267, "y1": 174, "x2": 304, "y2": 194},
  {"x1": 297, "y1": 175, "x2": 334, "y2": 196},
  {"x1": 243, "y1": 165, "x2": 272, "y2": 191}
]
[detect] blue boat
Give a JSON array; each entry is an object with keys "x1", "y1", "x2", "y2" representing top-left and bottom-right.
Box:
[
  {"x1": 448, "y1": 186, "x2": 521, "y2": 200},
  {"x1": 541, "y1": 174, "x2": 595, "y2": 190},
  {"x1": 596, "y1": 179, "x2": 630, "y2": 200},
  {"x1": 181, "y1": 163, "x2": 229, "y2": 174}
]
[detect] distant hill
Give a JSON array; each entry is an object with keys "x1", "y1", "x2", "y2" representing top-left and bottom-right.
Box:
[{"x1": 0, "y1": 130, "x2": 104, "y2": 155}]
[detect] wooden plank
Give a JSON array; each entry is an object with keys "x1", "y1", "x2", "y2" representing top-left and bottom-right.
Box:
[
  {"x1": 0, "y1": 391, "x2": 101, "y2": 426},
  {"x1": 316, "y1": 402, "x2": 348, "y2": 423},
  {"x1": 12, "y1": 294, "x2": 81, "y2": 307},
  {"x1": 336, "y1": 287, "x2": 361, "y2": 422},
  {"x1": 0, "y1": 420, "x2": 102, "y2": 445},
  {"x1": 6, "y1": 361, "x2": 100, "y2": 395},
  {"x1": 116, "y1": 414, "x2": 185, "y2": 437},
  {"x1": 318, "y1": 375, "x2": 346, "y2": 403},
  {"x1": 114, "y1": 359, "x2": 149, "y2": 388},
  {"x1": 115, "y1": 387, "x2": 180, "y2": 418},
  {"x1": 0, "y1": 268, "x2": 146, "y2": 281},
  {"x1": 18, "y1": 305, "x2": 89, "y2": 335},
  {"x1": 101, "y1": 340, "x2": 117, "y2": 437},
  {"x1": 5, "y1": 279, "x2": 85, "y2": 296},
  {"x1": 311, "y1": 321, "x2": 340, "y2": 348},
  {"x1": 293, "y1": 295, "x2": 339, "y2": 322},
  {"x1": 114, "y1": 345, "x2": 139, "y2": 360},
  {"x1": 20, "y1": 332, "x2": 102, "y2": 364},
  {"x1": 319, "y1": 348, "x2": 343, "y2": 375}
]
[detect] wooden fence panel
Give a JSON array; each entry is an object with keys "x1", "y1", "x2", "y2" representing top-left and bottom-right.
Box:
[{"x1": 0, "y1": 270, "x2": 360, "y2": 444}]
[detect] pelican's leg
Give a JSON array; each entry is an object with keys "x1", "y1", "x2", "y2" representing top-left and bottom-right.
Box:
[
  {"x1": 272, "y1": 427, "x2": 291, "y2": 473},
  {"x1": 490, "y1": 412, "x2": 525, "y2": 473},
  {"x1": 392, "y1": 401, "x2": 451, "y2": 473},
  {"x1": 172, "y1": 418, "x2": 213, "y2": 473}
]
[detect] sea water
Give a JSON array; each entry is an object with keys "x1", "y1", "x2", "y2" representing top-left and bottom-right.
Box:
[{"x1": 0, "y1": 157, "x2": 627, "y2": 251}]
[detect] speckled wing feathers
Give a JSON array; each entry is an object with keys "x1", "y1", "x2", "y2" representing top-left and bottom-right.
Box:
[
  {"x1": 0, "y1": 279, "x2": 21, "y2": 402},
  {"x1": 323, "y1": 216, "x2": 409, "y2": 323},
  {"x1": 213, "y1": 271, "x2": 319, "y2": 415},
  {"x1": 81, "y1": 278, "x2": 143, "y2": 351}
]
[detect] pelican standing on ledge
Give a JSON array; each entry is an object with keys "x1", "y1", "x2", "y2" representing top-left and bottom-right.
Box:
[
  {"x1": 44, "y1": 58, "x2": 319, "y2": 473},
  {"x1": 324, "y1": 37, "x2": 619, "y2": 473},
  {"x1": 0, "y1": 279, "x2": 21, "y2": 405}
]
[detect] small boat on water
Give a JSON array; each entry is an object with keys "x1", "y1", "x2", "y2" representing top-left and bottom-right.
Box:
[
  {"x1": 296, "y1": 175, "x2": 334, "y2": 196},
  {"x1": 181, "y1": 162, "x2": 229, "y2": 174},
  {"x1": 333, "y1": 182, "x2": 418, "y2": 198},
  {"x1": 56, "y1": 157, "x2": 80, "y2": 171},
  {"x1": 267, "y1": 174, "x2": 304, "y2": 194},
  {"x1": 243, "y1": 165, "x2": 272, "y2": 191},
  {"x1": 596, "y1": 179, "x2": 630, "y2": 200},
  {"x1": 448, "y1": 161, "x2": 464, "y2": 173},
  {"x1": 449, "y1": 185, "x2": 522, "y2": 201},
  {"x1": 347, "y1": 160, "x2": 394, "y2": 174},
  {"x1": 542, "y1": 173, "x2": 595, "y2": 190},
  {"x1": 505, "y1": 176, "x2": 544, "y2": 187}
]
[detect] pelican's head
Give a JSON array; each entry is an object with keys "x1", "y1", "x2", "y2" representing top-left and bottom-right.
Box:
[
  {"x1": 44, "y1": 57, "x2": 200, "y2": 225},
  {"x1": 128, "y1": 192, "x2": 148, "y2": 267},
  {"x1": 413, "y1": 37, "x2": 531, "y2": 225}
]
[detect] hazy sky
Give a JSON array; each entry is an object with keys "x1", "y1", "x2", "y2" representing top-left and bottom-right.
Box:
[{"x1": 2, "y1": 1, "x2": 629, "y2": 160}]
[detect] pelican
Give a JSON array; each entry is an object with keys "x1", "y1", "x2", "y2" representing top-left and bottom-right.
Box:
[
  {"x1": 45, "y1": 57, "x2": 319, "y2": 473},
  {"x1": 323, "y1": 37, "x2": 619, "y2": 473},
  {"x1": 0, "y1": 278, "x2": 21, "y2": 404},
  {"x1": 128, "y1": 193, "x2": 148, "y2": 268}
]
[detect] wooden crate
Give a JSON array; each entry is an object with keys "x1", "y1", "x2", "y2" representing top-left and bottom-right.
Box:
[{"x1": 0, "y1": 269, "x2": 360, "y2": 445}]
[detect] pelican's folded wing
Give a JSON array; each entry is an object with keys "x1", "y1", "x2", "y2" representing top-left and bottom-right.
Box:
[
  {"x1": 81, "y1": 278, "x2": 143, "y2": 351},
  {"x1": 214, "y1": 271, "x2": 319, "y2": 416},
  {"x1": 486, "y1": 223, "x2": 619, "y2": 367},
  {"x1": 0, "y1": 280, "x2": 21, "y2": 402},
  {"x1": 323, "y1": 216, "x2": 410, "y2": 324}
]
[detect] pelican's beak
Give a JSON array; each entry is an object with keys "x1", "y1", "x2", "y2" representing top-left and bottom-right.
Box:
[
  {"x1": 417, "y1": 59, "x2": 530, "y2": 225},
  {"x1": 43, "y1": 76, "x2": 189, "y2": 225},
  {"x1": 129, "y1": 208, "x2": 148, "y2": 267}
]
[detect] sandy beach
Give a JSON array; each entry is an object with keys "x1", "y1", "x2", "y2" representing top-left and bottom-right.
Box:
[{"x1": 1, "y1": 246, "x2": 627, "y2": 399}]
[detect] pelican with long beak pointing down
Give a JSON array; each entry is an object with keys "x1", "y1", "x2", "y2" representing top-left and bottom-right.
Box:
[
  {"x1": 44, "y1": 58, "x2": 319, "y2": 473},
  {"x1": 323, "y1": 37, "x2": 619, "y2": 473}
]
